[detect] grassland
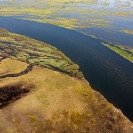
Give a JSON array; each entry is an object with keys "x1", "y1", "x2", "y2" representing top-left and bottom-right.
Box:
[
  {"x1": 0, "y1": 28, "x2": 83, "y2": 78},
  {"x1": 0, "y1": 56, "x2": 132, "y2": 133},
  {"x1": 102, "y1": 42, "x2": 133, "y2": 63},
  {"x1": 0, "y1": 58, "x2": 28, "y2": 76}
]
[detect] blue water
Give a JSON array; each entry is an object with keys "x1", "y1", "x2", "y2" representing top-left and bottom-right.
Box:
[{"x1": 0, "y1": 16, "x2": 133, "y2": 121}]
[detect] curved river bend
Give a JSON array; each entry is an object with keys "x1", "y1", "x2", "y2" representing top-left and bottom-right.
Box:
[{"x1": 0, "y1": 16, "x2": 133, "y2": 121}]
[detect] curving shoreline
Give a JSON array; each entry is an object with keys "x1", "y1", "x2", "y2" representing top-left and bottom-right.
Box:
[{"x1": 0, "y1": 28, "x2": 83, "y2": 79}]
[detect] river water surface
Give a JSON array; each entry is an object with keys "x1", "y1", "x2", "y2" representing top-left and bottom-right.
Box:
[{"x1": 0, "y1": 16, "x2": 133, "y2": 121}]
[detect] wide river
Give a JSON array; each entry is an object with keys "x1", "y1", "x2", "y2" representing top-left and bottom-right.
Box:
[{"x1": 0, "y1": 16, "x2": 133, "y2": 121}]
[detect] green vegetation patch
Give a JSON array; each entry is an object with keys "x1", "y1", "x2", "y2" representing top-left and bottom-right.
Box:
[
  {"x1": 121, "y1": 29, "x2": 133, "y2": 35},
  {"x1": 0, "y1": 28, "x2": 83, "y2": 78},
  {"x1": 102, "y1": 42, "x2": 133, "y2": 63}
]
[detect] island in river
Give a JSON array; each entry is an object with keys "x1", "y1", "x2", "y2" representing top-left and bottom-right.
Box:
[
  {"x1": 102, "y1": 43, "x2": 133, "y2": 63},
  {"x1": 0, "y1": 28, "x2": 133, "y2": 133}
]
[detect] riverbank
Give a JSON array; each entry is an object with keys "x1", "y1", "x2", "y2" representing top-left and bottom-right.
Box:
[
  {"x1": 1, "y1": 17, "x2": 133, "y2": 122},
  {"x1": 0, "y1": 28, "x2": 83, "y2": 78}
]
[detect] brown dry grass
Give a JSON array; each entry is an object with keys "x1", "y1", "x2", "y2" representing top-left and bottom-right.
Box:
[
  {"x1": 0, "y1": 58, "x2": 132, "y2": 133},
  {"x1": 0, "y1": 58, "x2": 28, "y2": 76}
]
